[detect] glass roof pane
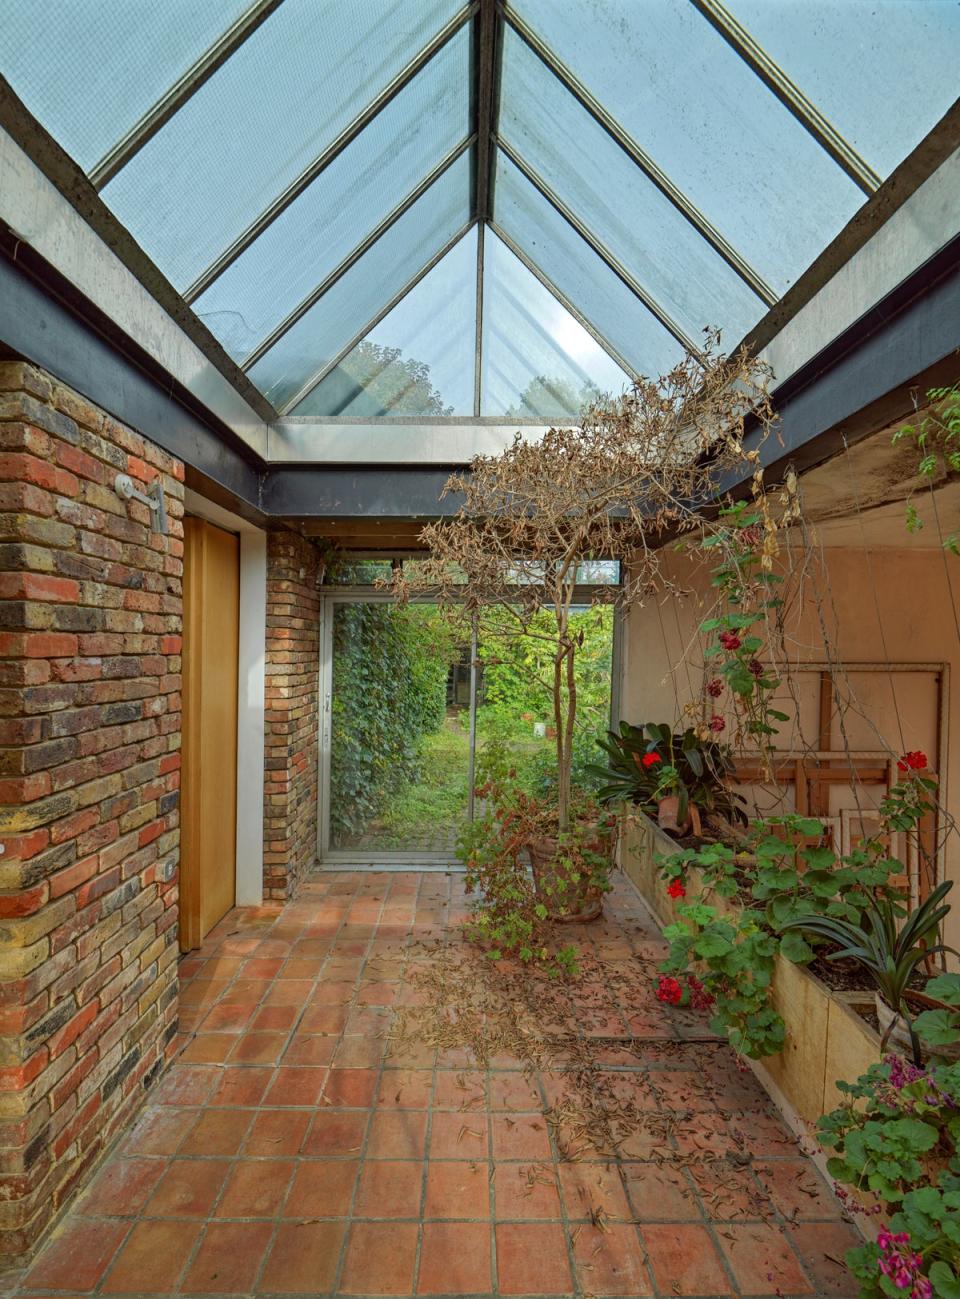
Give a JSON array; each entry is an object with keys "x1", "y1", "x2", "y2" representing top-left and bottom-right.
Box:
[
  {"x1": 499, "y1": 27, "x2": 766, "y2": 350},
  {"x1": 101, "y1": 0, "x2": 466, "y2": 291},
  {"x1": 194, "y1": 25, "x2": 470, "y2": 362},
  {"x1": 726, "y1": 0, "x2": 960, "y2": 180},
  {"x1": 0, "y1": 0, "x2": 250, "y2": 171},
  {"x1": 493, "y1": 151, "x2": 684, "y2": 379},
  {"x1": 248, "y1": 151, "x2": 472, "y2": 411},
  {"x1": 509, "y1": 0, "x2": 864, "y2": 295},
  {"x1": 481, "y1": 230, "x2": 629, "y2": 418},
  {"x1": 292, "y1": 229, "x2": 478, "y2": 417}
]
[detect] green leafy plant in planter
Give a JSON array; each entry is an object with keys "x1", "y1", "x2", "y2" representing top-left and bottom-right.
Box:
[
  {"x1": 587, "y1": 721, "x2": 746, "y2": 834},
  {"x1": 819, "y1": 1051, "x2": 960, "y2": 1299}
]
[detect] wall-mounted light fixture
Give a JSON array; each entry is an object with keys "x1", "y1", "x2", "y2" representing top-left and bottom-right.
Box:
[{"x1": 114, "y1": 473, "x2": 168, "y2": 535}]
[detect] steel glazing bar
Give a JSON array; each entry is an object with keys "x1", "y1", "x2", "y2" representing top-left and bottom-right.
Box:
[
  {"x1": 501, "y1": 2, "x2": 776, "y2": 307},
  {"x1": 183, "y1": 2, "x2": 479, "y2": 303},
  {"x1": 90, "y1": 0, "x2": 287, "y2": 189},
  {"x1": 487, "y1": 218, "x2": 639, "y2": 381},
  {"x1": 241, "y1": 135, "x2": 476, "y2": 369},
  {"x1": 496, "y1": 138, "x2": 702, "y2": 357},
  {"x1": 277, "y1": 219, "x2": 477, "y2": 415},
  {"x1": 688, "y1": 0, "x2": 881, "y2": 195},
  {"x1": 474, "y1": 0, "x2": 500, "y2": 223},
  {"x1": 474, "y1": 221, "x2": 486, "y2": 415}
]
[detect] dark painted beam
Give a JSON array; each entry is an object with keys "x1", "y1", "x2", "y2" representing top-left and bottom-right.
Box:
[{"x1": 259, "y1": 467, "x2": 464, "y2": 518}]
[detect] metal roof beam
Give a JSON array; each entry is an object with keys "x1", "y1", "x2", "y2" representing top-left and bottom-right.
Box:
[
  {"x1": 90, "y1": 0, "x2": 287, "y2": 190},
  {"x1": 688, "y1": 0, "x2": 881, "y2": 196},
  {"x1": 276, "y1": 220, "x2": 477, "y2": 415},
  {"x1": 502, "y1": 3, "x2": 776, "y2": 307},
  {"x1": 242, "y1": 136, "x2": 475, "y2": 369},
  {"x1": 496, "y1": 139, "x2": 702, "y2": 357},
  {"x1": 487, "y1": 219, "x2": 639, "y2": 381},
  {"x1": 183, "y1": 2, "x2": 478, "y2": 303}
]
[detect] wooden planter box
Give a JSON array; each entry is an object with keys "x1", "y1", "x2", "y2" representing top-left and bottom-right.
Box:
[{"x1": 621, "y1": 815, "x2": 881, "y2": 1124}]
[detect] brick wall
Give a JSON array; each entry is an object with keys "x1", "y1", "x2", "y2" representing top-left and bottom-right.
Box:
[
  {"x1": 263, "y1": 531, "x2": 321, "y2": 899},
  {"x1": 0, "y1": 360, "x2": 183, "y2": 1256}
]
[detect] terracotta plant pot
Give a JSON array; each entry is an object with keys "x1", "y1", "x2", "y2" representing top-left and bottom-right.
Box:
[
  {"x1": 657, "y1": 795, "x2": 698, "y2": 837},
  {"x1": 527, "y1": 832, "x2": 608, "y2": 923}
]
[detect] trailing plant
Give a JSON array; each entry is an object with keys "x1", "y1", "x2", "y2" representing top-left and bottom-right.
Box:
[
  {"x1": 780, "y1": 881, "x2": 957, "y2": 1063},
  {"x1": 587, "y1": 721, "x2": 745, "y2": 828},
  {"x1": 915, "y1": 974, "x2": 960, "y2": 1057},
  {"x1": 893, "y1": 379, "x2": 960, "y2": 553},
  {"x1": 819, "y1": 1054, "x2": 960, "y2": 1299}
]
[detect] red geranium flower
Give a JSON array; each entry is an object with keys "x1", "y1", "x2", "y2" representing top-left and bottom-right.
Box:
[
  {"x1": 709, "y1": 715, "x2": 726, "y2": 733},
  {"x1": 667, "y1": 879, "x2": 686, "y2": 898},
  {"x1": 706, "y1": 678, "x2": 724, "y2": 697},
  {"x1": 719, "y1": 631, "x2": 742, "y2": 650},
  {"x1": 655, "y1": 975, "x2": 684, "y2": 1005},
  {"x1": 641, "y1": 752, "x2": 662, "y2": 768},
  {"x1": 897, "y1": 750, "x2": 928, "y2": 772}
]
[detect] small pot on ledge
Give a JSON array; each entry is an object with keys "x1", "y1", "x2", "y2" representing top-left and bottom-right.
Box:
[{"x1": 657, "y1": 797, "x2": 701, "y2": 838}]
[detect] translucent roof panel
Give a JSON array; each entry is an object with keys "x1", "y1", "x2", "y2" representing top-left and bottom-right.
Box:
[
  {"x1": 0, "y1": 0, "x2": 250, "y2": 172},
  {"x1": 727, "y1": 0, "x2": 960, "y2": 178},
  {"x1": 101, "y1": 0, "x2": 466, "y2": 291},
  {"x1": 193, "y1": 25, "x2": 471, "y2": 363},
  {"x1": 499, "y1": 25, "x2": 766, "y2": 350},
  {"x1": 293, "y1": 229, "x2": 478, "y2": 417},
  {"x1": 481, "y1": 230, "x2": 629, "y2": 419},
  {"x1": 509, "y1": 0, "x2": 864, "y2": 295},
  {"x1": 493, "y1": 150, "x2": 685, "y2": 380},
  {"x1": 248, "y1": 150, "x2": 472, "y2": 411}
]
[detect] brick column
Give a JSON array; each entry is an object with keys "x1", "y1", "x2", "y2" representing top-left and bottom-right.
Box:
[
  {"x1": 0, "y1": 361, "x2": 183, "y2": 1256},
  {"x1": 263, "y1": 531, "x2": 322, "y2": 899}
]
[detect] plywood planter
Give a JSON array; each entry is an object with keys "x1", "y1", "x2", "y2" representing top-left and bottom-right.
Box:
[{"x1": 621, "y1": 815, "x2": 882, "y2": 1125}]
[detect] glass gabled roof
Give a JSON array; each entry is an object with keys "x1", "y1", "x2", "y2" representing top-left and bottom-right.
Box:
[{"x1": 2, "y1": 0, "x2": 958, "y2": 423}]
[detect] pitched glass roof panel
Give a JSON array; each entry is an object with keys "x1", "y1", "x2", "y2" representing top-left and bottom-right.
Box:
[
  {"x1": 292, "y1": 229, "x2": 477, "y2": 417},
  {"x1": 101, "y1": 0, "x2": 466, "y2": 291},
  {"x1": 726, "y1": 0, "x2": 960, "y2": 179},
  {"x1": 499, "y1": 26, "x2": 766, "y2": 350},
  {"x1": 0, "y1": 0, "x2": 250, "y2": 172},
  {"x1": 481, "y1": 230, "x2": 629, "y2": 418},
  {"x1": 193, "y1": 26, "x2": 471, "y2": 364},
  {"x1": 493, "y1": 151, "x2": 685, "y2": 380},
  {"x1": 508, "y1": 0, "x2": 864, "y2": 295},
  {"x1": 248, "y1": 150, "x2": 472, "y2": 411}
]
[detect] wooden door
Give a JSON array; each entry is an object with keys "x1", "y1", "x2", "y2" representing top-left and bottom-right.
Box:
[{"x1": 180, "y1": 517, "x2": 240, "y2": 950}]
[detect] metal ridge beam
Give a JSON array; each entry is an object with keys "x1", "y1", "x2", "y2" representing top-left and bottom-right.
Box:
[
  {"x1": 474, "y1": 0, "x2": 500, "y2": 223},
  {"x1": 242, "y1": 135, "x2": 476, "y2": 369},
  {"x1": 487, "y1": 219, "x2": 639, "y2": 381},
  {"x1": 496, "y1": 139, "x2": 701, "y2": 356},
  {"x1": 90, "y1": 0, "x2": 287, "y2": 189},
  {"x1": 276, "y1": 220, "x2": 477, "y2": 415},
  {"x1": 183, "y1": 3, "x2": 478, "y2": 303},
  {"x1": 688, "y1": 0, "x2": 881, "y2": 196},
  {"x1": 501, "y1": 3, "x2": 775, "y2": 307}
]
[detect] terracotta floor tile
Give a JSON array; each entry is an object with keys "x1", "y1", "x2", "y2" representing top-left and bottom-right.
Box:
[
  {"x1": 182, "y1": 1107, "x2": 253, "y2": 1156},
  {"x1": 333, "y1": 1033, "x2": 386, "y2": 1067},
  {"x1": 145, "y1": 1157, "x2": 229, "y2": 1216},
  {"x1": 755, "y1": 1158, "x2": 843, "y2": 1220},
  {"x1": 228, "y1": 1030, "x2": 287, "y2": 1065},
  {"x1": 430, "y1": 1109, "x2": 488, "y2": 1160},
  {"x1": 354, "y1": 1159, "x2": 424, "y2": 1218},
  {"x1": 183, "y1": 1220, "x2": 274, "y2": 1293},
  {"x1": 245, "y1": 1108, "x2": 312, "y2": 1155},
  {"x1": 119, "y1": 1105, "x2": 195, "y2": 1155},
  {"x1": 424, "y1": 1160, "x2": 490, "y2": 1219},
  {"x1": 78, "y1": 1156, "x2": 166, "y2": 1216},
  {"x1": 209, "y1": 1065, "x2": 273, "y2": 1107},
  {"x1": 264, "y1": 977, "x2": 315, "y2": 1006},
  {"x1": 489, "y1": 1071, "x2": 543, "y2": 1110},
  {"x1": 494, "y1": 1164, "x2": 562, "y2": 1220},
  {"x1": 251, "y1": 1002, "x2": 299, "y2": 1031},
  {"x1": 376, "y1": 1068, "x2": 433, "y2": 1108},
  {"x1": 25, "y1": 1219, "x2": 129, "y2": 1291},
  {"x1": 573, "y1": 1223, "x2": 653, "y2": 1296},
  {"x1": 496, "y1": 1222, "x2": 573, "y2": 1295},
  {"x1": 180, "y1": 1032, "x2": 238, "y2": 1063},
  {"x1": 718, "y1": 1223, "x2": 814, "y2": 1294},
  {"x1": 152, "y1": 1063, "x2": 219, "y2": 1105},
  {"x1": 216, "y1": 1157, "x2": 295, "y2": 1216},
  {"x1": 624, "y1": 1163, "x2": 701, "y2": 1221},
  {"x1": 340, "y1": 1221, "x2": 418, "y2": 1294},
  {"x1": 300, "y1": 1004, "x2": 349, "y2": 1033},
  {"x1": 726, "y1": 1109, "x2": 800, "y2": 1156},
  {"x1": 558, "y1": 1161, "x2": 633, "y2": 1221},
  {"x1": 367, "y1": 1109, "x2": 428, "y2": 1160},
  {"x1": 258, "y1": 1220, "x2": 346, "y2": 1292},
  {"x1": 303, "y1": 1110, "x2": 369, "y2": 1156},
  {"x1": 283, "y1": 1032, "x2": 338, "y2": 1066},
  {"x1": 787, "y1": 1223, "x2": 864, "y2": 1296},
  {"x1": 491, "y1": 1112, "x2": 553, "y2": 1161},
  {"x1": 243, "y1": 956, "x2": 284, "y2": 979},
  {"x1": 101, "y1": 1220, "x2": 200, "y2": 1292},
  {"x1": 324, "y1": 1066, "x2": 379, "y2": 1107},
  {"x1": 285, "y1": 1159, "x2": 359, "y2": 1217},
  {"x1": 433, "y1": 1069, "x2": 486, "y2": 1110},
  {"x1": 219, "y1": 977, "x2": 271, "y2": 1005},
  {"x1": 419, "y1": 1222, "x2": 492, "y2": 1294},
  {"x1": 689, "y1": 1158, "x2": 768, "y2": 1221},
  {"x1": 265, "y1": 1065, "x2": 328, "y2": 1106},
  {"x1": 642, "y1": 1223, "x2": 733, "y2": 1295}
]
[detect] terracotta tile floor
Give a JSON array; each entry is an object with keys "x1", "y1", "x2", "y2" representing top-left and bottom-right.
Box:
[{"x1": 6, "y1": 871, "x2": 862, "y2": 1298}]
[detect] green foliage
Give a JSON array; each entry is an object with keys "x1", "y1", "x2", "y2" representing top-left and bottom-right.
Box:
[
  {"x1": 893, "y1": 380, "x2": 960, "y2": 553},
  {"x1": 330, "y1": 604, "x2": 459, "y2": 841},
  {"x1": 917, "y1": 975, "x2": 960, "y2": 1055}
]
